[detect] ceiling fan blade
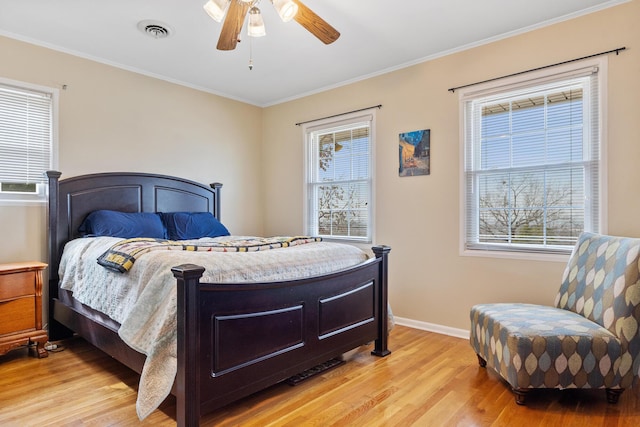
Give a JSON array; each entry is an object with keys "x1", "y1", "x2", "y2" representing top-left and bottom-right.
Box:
[
  {"x1": 217, "y1": 1, "x2": 251, "y2": 51},
  {"x1": 292, "y1": 0, "x2": 340, "y2": 45}
]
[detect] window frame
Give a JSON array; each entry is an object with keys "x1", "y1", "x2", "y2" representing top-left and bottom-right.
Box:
[
  {"x1": 0, "y1": 77, "x2": 59, "y2": 205},
  {"x1": 302, "y1": 109, "x2": 376, "y2": 244},
  {"x1": 458, "y1": 57, "x2": 607, "y2": 261}
]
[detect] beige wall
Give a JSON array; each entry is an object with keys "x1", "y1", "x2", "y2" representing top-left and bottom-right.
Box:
[
  {"x1": 262, "y1": 1, "x2": 640, "y2": 331},
  {"x1": 0, "y1": 36, "x2": 265, "y2": 264},
  {"x1": 1, "y1": 1, "x2": 638, "y2": 333}
]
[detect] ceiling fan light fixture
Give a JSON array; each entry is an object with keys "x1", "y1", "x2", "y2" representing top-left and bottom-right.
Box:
[
  {"x1": 247, "y1": 7, "x2": 266, "y2": 37},
  {"x1": 272, "y1": 0, "x2": 298, "y2": 22},
  {"x1": 203, "y1": 0, "x2": 230, "y2": 22}
]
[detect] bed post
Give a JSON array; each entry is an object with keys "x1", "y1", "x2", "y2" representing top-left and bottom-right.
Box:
[
  {"x1": 172, "y1": 264, "x2": 206, "y2": 427},
  {"x1": 46, "y1": 171, "x2": 61, "y2": 286},
  {"x1": 46, "y1": 170, "x2": 72, "y2": 340},
  {"x1": 371, "y1": 245, "x2": 391, "y2": 357},
  {"x1": 209, "y1": 182, "x2": 222, "y2": 220}
]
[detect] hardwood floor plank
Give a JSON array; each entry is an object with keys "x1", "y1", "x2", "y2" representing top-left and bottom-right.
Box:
[{"x1": 0, "y1": 326, "x2": 638, "y2": 426}]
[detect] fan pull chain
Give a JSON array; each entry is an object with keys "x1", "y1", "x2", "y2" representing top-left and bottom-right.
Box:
[{"x1": 249, "y1": 37, "x2": 254, "y2": 70}]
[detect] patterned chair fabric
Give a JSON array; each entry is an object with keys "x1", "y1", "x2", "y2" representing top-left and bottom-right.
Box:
[{"x1": 470, "y1": 232, "x2": 640, "y2": 404}]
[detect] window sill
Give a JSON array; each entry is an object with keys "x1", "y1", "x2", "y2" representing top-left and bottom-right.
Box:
[
  {"x1": 0, "y1": 198, "x2": 47, "y2": 206},
  {"x1": 460, "y1": 247, "x2": 570, "y2": 263}
]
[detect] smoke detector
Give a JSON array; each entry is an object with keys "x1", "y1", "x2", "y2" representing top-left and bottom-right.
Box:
[{"x1": 137, "y1": 20, "x2": 173, "y2": 39}]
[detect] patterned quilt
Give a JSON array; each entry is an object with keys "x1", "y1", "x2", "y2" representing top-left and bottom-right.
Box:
[{"x1": 98, "y1": 236, "x2": 322, "y2": 273}]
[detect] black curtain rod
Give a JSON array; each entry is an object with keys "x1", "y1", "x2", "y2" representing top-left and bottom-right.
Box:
[
  {"x1": 448, "y1": 46, "x2": 627, "y2": 93},
  {"x1": 295, "y1": 104, "x2": 382, "y2": 126}
]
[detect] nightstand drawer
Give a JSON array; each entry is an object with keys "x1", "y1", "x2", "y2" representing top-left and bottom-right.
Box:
[
  {"x1": 0, "y1": 297, "x2": 35, "y2": 335},
  {"x1": 0, "y1": 271, "x2": 35, "y2": 299}
]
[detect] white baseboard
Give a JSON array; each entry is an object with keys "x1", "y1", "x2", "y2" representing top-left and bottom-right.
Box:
[{"x1": 393, "y1": 316, "x2": 470, "y2": 340}]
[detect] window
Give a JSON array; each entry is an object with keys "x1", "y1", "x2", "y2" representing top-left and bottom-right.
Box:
[
  {"x1": 460, "y1": 58, "x2": 605, "y2": 256},
  {"x1": 0, "y1": 78, "x2": 57, "y2": 204},
  {"x1": 303, "y1": 110, "x2": 375, "y2": 243}
]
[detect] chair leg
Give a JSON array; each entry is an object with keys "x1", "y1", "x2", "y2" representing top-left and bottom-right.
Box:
[
  {"x1": 606, "y1": 388, "x2": 624, "y2": 404},
  {"x1": 513, "y1": 388, "x2": 529, "y2": 405},
  {"x1": 476, "y1": 354, "x2": 487, "y2": 367},
  {"x1": 474, "y1": 353, "x2": 530, "y2": 405}
]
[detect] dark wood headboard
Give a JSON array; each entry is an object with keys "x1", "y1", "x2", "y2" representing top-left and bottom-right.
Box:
[{"x1": 46, "y1": 171, "x2": 222, "y2": 285}]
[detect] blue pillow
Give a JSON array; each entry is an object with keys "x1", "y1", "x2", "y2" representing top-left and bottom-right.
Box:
[
  {"x1": 79, "y1": 210, "x2": 167, "y2": 239},
  {"x1": 160, "y1": 212, "x2": 230, "y2": 240}
]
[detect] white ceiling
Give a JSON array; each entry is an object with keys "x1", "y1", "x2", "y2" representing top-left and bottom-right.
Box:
[{"x1": 0, "y1": 0, "x2": 625, "y2": 106}]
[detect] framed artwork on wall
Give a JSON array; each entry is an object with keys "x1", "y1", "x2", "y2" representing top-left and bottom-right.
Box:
[{"x1": 399, "y1": 129, "x2": 430, "y2": 177}]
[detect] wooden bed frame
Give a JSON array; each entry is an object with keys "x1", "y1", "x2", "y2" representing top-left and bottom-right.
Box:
[{"x1": 46, "y1": 171, "x2": 391, "y2": 426}]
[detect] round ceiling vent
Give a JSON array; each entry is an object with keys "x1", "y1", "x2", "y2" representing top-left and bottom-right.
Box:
[{"x1": 137, "y1": 20, "x2": 173, "y2": 39}]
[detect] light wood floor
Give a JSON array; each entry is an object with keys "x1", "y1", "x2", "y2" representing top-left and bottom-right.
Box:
[{"x1": 0, "y1": 325, "x2": 638, "y2": 426}]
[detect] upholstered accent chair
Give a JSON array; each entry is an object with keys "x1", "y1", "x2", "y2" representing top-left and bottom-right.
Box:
[{"x1": 470, "y1": 232, "x2": 640, "y2": 405}]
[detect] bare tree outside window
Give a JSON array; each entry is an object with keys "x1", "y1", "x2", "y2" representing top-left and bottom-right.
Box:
[
  {"x1": 317, "y1": 184, "x2": 368, "y2": 237},
  {"x1": 478, "y1": 172, "x2": 584, "y2": 246}
]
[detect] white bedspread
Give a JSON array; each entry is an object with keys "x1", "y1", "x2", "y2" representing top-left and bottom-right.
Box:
[{"x1": 59, "y1": 236, "x2": 370, "y2": 419}]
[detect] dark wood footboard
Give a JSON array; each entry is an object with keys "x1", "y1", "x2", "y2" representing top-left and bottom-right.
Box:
[{"x1": 172, "y1": 246, "x2": 391, "y2": 426}]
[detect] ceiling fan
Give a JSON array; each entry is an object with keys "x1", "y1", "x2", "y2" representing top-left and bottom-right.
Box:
[{"x1": 203, "y1": 0, "x2": 340, "y2": 51}]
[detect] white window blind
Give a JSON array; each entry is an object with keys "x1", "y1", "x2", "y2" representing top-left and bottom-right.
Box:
[
  {"x1": 461, "y1": 60, "x2": 604, "y2": 255},
  {"x1": 0, "y1": 81, "x2": 54, "y2": 202},
  {"x1": 304, "y1": 113, "x2": 374, "y2": 242}
]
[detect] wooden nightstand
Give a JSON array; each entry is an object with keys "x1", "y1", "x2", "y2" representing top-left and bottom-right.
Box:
[{"x1": 0, "y1": 261, "x2": 48, "y2": 358}]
